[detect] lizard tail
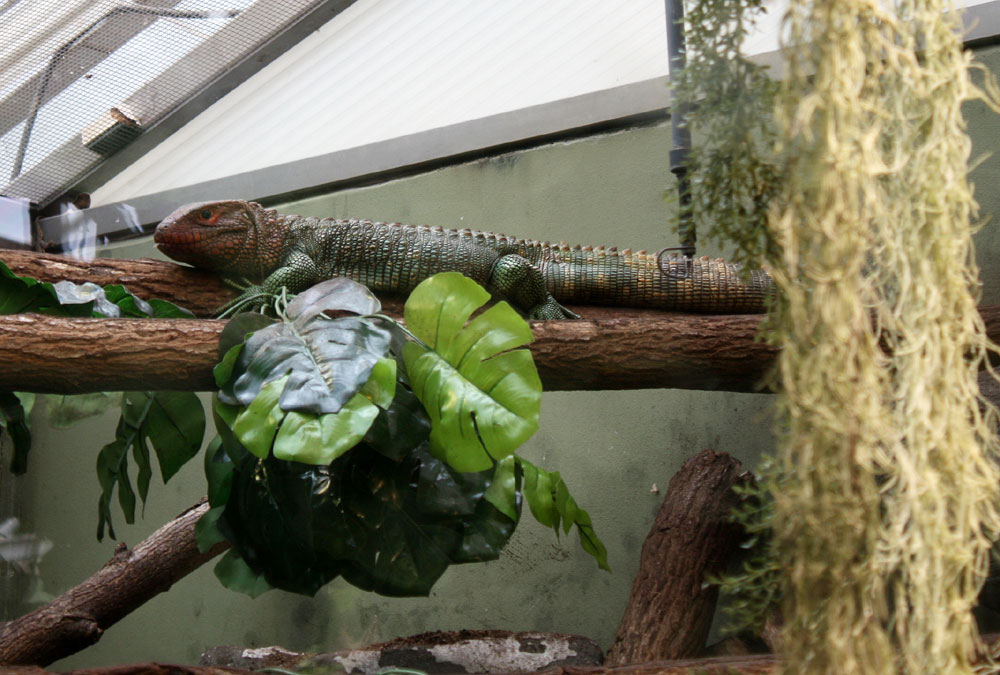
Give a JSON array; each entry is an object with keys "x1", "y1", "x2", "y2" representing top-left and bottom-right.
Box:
[{"x1": 538, "y1": 246, "x2": 774, "y2": 314}]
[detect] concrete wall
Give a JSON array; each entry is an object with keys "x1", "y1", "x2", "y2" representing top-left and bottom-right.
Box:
[{"x1": 12, "y1": 42, "x2": 1000, "y2": 668}]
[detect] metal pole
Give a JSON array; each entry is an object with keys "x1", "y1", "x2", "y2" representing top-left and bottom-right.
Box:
[{"x1": 665, "y1": 0, "x2": 695, "y2": 257}]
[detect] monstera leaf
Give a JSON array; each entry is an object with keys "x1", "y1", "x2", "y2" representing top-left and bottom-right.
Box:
[
  {"x1": 95, "y1": 392, "x2": 205, "y2": 540},
  {"x1": 402, "y1": 273, "x2": 542, "y2": 473},
  {"x1": 217, "y1": 279, "x2": 393, "y2": 415},
  {"x1": 213, "y1": 279, "x2": 403, "y2": 465}
]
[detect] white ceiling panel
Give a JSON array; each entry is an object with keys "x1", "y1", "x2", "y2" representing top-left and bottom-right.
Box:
[{"x1": 91, "y1": 0, "x2": 671, "y2": 205}]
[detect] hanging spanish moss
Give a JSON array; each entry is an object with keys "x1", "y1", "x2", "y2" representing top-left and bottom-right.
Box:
[{"x1": 769, "y1": 1, "x2": 1000, "y2": 672}]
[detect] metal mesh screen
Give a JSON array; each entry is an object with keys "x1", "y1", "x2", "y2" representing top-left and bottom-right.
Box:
[{"x1": 0, "y1": 0, "x2": 324, "y2": 208}]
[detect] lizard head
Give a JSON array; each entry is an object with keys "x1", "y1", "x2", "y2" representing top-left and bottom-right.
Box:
[{"x1": 155, "y1": 200, "x2": 265, "y2": 276}]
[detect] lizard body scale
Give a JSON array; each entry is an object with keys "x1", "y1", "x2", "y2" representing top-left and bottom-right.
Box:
[{"x1": 154, "y1": 200, "x2": 774, "y2": 319}]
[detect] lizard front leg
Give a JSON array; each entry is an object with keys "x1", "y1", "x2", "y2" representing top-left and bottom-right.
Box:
[
  {"x1": 490, "y1": 254, "x2": 580, "y2": 320},
  {"x1": 217, "y1": 252, "x2": 319, "y2": 316}
]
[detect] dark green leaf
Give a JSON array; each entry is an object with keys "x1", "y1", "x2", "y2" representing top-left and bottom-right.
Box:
[
  {"x1": 219, "y1": 441, "x2": 518, "y2": 598},
  {"x1": 96, "y1": 433, "x2": 130, "y2": 540},
  {"x1": 0, "y1": 391, "x2": 32, "y2": 474},
  {"x1": 195, "y1": 505, "x2": 228, "y2": 553},
  {"x1": 454, "y1": 498, "x2": 519, "y2": 564},
  {"x1": 363, "y1": 379, "x2": 431, "y2": 461},
  {"x1": 204, "y1": 436, "x2": 234, "y2": 507},
  {"x1": 0, "y1": 261, "x2": 78, "y2": 315},
  {"x1": 133, "y1": 425, "x2": 152, "y2": 506},
  {"x1": 213, "y1": 343, "x2": 244, "y2": 390},
  {"x1": 214, "y1": 549, "x2": 273, "y2": 598},
  {"x1": 136, "y1": 392, "x2": 205, "y2": 482},
  {"x1": 0, "y1": 260, "x2": 193, "y2": 319},
  {"x1": 95, "y1": 392, "x2": 205, "y2": 541},
  {"x1": 212, "y1": 397, "x2": 245, "y2": 464},
  {"x1": 217, "y1": 313, "x2": 276, "y2": 361}
]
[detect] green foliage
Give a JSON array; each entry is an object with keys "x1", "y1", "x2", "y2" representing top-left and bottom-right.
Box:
[
  {"x1": 0, "y1": 256, "x2": 606, "y2": 597},
  {"x1": 216, "y1": 439, "x2": 515, "y2": 596},
  {"x1": 205, "y1": 273, "x2": 606, "y2": 597},
  {"x1": 0, "y1": 260, "x2": 192, "y2": 318},
  {"x1": 217, "y1": 278, "x2": 394, "y2": 415},
  {"x1": 670, "y1": 0, "x2": 781, "y2": 267},
  {"x1": 517, "y1": 458, "x2": 610, "y2": 571},
  {"x1": 402, "y1": 272, "x2": 542, "y2": 473},
  {"x1": 709, "y1": 458, "x2": 780, "y2": 634},
  {"x1": 0, "y1": 260, "x2": 194, "y2": 479},
  {"x1": 96, "y1": 392, "x2": 205, "y2": 540}
]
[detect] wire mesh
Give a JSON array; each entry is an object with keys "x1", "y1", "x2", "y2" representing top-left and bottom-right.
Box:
[{"x1": 0, "y1": 0, "x2": 320, "y2": 207}]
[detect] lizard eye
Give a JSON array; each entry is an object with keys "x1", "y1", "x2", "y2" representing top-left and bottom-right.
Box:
[{"x1": 199, "y1": 209, "x2": 213, "y2": 220}]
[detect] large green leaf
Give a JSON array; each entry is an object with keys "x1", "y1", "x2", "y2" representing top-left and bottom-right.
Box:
[
  {"x1": 95, "y1": 392, "x2": 205, "y2": 540},
  {"x1": 402, "y1": 273, "x2": 541, "y2": 472},
  {"x1": 214, "y1": 549, "x2": 273, "y2": 598},
  {"x1": 218, "y1": 279, "x2": 394, "y2": 415}
]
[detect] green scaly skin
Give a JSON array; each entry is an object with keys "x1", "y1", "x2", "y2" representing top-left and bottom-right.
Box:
[{"x1": 154, "y1": 200, "x2": 774, "y2": 319}]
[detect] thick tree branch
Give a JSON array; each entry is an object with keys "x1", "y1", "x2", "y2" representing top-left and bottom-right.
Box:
[
  {"x1": 606, "y1": 450, "x2": 749, "y2": 665},
  {"x1": 0, "y1": 500, "x2": 229, "y2": 667},
  {"x1": 1, "y1": 249, "x2": 229, "y2": 318},
  {"x1": 4, "y1": 249, "x2": 1000, "y2": 394},
  {"x1": 0, "y1": 313, "x2": 773, "y2": 393}
]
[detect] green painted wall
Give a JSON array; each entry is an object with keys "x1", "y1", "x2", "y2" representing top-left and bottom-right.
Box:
[{"x1": 11, "y1": 43, "x2": 1000, "y2": 667}]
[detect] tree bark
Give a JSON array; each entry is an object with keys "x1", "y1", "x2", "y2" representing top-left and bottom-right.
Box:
[
  {"x1": 0, "y1": 312, "x2": 775, "y2": 393},
  {"x1": 605, "y1": 449, "x2": 749, "y2": 665},
  {"x1": 0, "y1": 500, "x2": 229, "y2": 667},
  {"x1": 0, "y1": 250, "x2": 230, "y2": 318}
]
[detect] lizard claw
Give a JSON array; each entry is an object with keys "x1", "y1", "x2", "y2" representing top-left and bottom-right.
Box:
[{"x1": 529, "y1": 298, "x2": 581, "y2": 320}]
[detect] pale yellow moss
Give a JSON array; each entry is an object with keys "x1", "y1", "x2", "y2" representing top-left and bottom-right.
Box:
[{"x1": 770, "y1": 1, "x2": 1000, "y2": 673}]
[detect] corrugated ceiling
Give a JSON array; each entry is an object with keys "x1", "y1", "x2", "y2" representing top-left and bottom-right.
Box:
[
  {"x1": 0, "y1": 0, "x2": 326, "y2": 207},
  {"x1": 90, "y1": 0, "x2": 671, "y2": 205}
]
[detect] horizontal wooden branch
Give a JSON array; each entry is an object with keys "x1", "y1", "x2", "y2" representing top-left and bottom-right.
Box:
[
  {"x1": 1, "y1": 249, "x2": 229, "y2": 318},
  {"x1": 4, "y1": 248, "x2": 1000, "y2": 393},
  {"x1": 0, "y1": 312, "x2": 773, "y2": 393}
]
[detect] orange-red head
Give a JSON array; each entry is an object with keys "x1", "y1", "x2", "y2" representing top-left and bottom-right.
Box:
[{"x1": 154, "y1": 200, "x2": 264, "y2": 277}]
